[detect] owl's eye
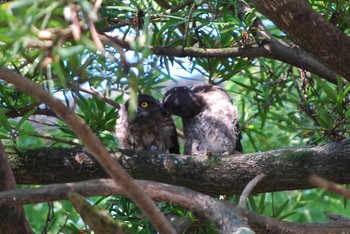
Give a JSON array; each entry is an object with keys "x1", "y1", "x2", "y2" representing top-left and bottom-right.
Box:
[{"x1": 140, "y1": 101, "x2": 148, "y2": 108}]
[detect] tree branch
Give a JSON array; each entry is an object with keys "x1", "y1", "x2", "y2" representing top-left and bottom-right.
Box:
[
  {"x1": 1, "y1": 179, "x2": 349, "y2": 234},
  {"x1": 0, "y1": 179, "x2": 252, "y2": 233},
  {"x1": 7, "y1": 139, "x2": 350, "y2": 195},
  {"x1": 250, "y1": 0, "x2": 350, "y2": 80},
  {"x1": 0, "y1": 141, "x2": 32, "y2": 234},
  {"x1": 239, "y1": 173, "x2": 266, "y2": 208},
  {"x1": 309, "y1": 174, "x2": 350, "y2": 199},
  {"x1": 0, "y1": 68, "x2": 175, "y2": 234},
  {"x1": 103, "y1": 34, "x2": 337, "y2": 84}
]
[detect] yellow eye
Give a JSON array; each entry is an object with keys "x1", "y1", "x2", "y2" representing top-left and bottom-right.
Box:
[{"x1": 140, "y1": 101, "x2": 148, "y2": 108}]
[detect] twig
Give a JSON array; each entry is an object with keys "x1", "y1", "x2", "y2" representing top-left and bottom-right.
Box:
[
  {"x1": 28, "y1": 134, "x2": 81, "y2": 146},
  {"x1": 28, "y1": 118, "x2": 57, "y2": 127},
  {"x1": 309, "y1": 174, "x2": 350, "y2": 199},
  {"x1": 0, "y1": 68, "x2": 176, "y2": 234},
  {"x1": 68, "y1": 83, "x2": 121, "y2": 109},
  {"x1": 183, "y1": 2, "x2": 197, "y2": 48},
  {"x1": 6, "y1": 106, "x2": 56, "y2": 118},
  {"x1": 239, "y1": 173, "x2": 266, "y2": 208}
]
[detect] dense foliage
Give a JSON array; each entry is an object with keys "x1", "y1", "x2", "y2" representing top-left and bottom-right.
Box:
[{"x1": 0, "y1": 0, "x2": 349, "y2": 233}]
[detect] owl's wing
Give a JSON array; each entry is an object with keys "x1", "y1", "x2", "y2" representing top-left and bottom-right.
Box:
[{"x1": 191, "y1": 84, "x2": 243, "y2": 154}]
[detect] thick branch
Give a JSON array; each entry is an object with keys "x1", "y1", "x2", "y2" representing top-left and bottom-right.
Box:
[
  {"x1": 0, "y1": 68, "x2": 175, "y2": 234},
  {"x1": 250, "y1": 0, "x2": 350, "y2": 80},
  {"x1": 7, "y1": 139, "x2": 350, "y2": 195},
  {"x1": 1, "y1": 179, "x2": 349, "y2": 234},
  {"x1": 0, "y1": 180, "x2": 252, "y2": 233},
  {"x1": 0, "y1": 141, "x2": 32, "y2": 234}
]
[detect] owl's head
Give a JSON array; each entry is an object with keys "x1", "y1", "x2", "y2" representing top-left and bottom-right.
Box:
[
  {"x1": 162, "y1": 86, "x2": 202, "y2": 118},
  {"x1": 125, "y1": 94, "x2": 161, "y2": 121}
]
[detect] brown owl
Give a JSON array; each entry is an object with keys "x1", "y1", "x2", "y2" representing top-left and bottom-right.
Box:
[
  {"x1": 162, "y1": 84, "x2": 242, "y2": 156},
  {"x1": 116, "y1": 94, "x2": 179, "y2": 154}
]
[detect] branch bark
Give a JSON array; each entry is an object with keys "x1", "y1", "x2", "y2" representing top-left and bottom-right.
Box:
[
  {"x1": 103, "y1": 34, "x2": 338, "y2": 84},
  {"x1": 1, "y1": 179, "x2": 349, "y2": 234},
  {"x1": 250, "y1": 0, "x2": 350, "y2": 80},
  {"x1": 0, "y1": 68, "x2": 175, "y2": 234},
  {"x1": 0, "y1": 141, "x2": 32, "y2": 234},
  {"x1": 7, "y1": 139, "x2": 350, "y2": 195},
  {"x1": 0, "y1": 180, "x2": 253, "y2": 233}
]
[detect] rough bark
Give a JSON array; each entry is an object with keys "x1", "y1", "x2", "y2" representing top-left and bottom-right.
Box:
[
  {"x1": 0, "y1": 142, "x2": 32, "y2": 234},
  {"x1": 104, "y1": 34, "x2": 337, "y2": 84},
  {"x1": 250, "y1": 0, "x2": 350, "y2": 80},
  {"x1": 0, "y1": 68, "x2": 175, "y2": 234},
  {"x1": 7, "y1": 139, "x2": 350, "y2": 195},
  {"x1": 1, "y1": 179, "x2": 350, "y2": 234}
]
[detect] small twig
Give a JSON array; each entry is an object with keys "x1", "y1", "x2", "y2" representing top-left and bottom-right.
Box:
[
  {"x1": 309, "y1": 174, "x2": 350, "y2": 199},
  {"x1": 327, "y1": 213, "x2": 350, "y2": 222},
  {"x1": 183, "y1": 2, "x2": 197, "y2": 48},
  {"x1": 68, "y1": 83, "x2": 121, "y2": 109},
  {"x1": 28, "y1": 134, "x2": 81, "y2": 146},
  {"x1": 239, "y1": 173, "x2": 266, "y2": 208},
  {"x1": 42, "y1": 201, "x2": 55, "y2": 234},
  {"x1": 6, "y1": 106, "x2": 56, "y2": 118},
  {"x1": 28, "y1": 118, "x2": 57, "y2": 127}
]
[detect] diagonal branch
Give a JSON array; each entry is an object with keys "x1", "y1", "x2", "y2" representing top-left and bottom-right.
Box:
[
  {"x1": 309, "y1": 174, "x2": 350, "y2": 199},
  {"x1": 0, "y1": 68, "x2": 175, "y2": 234}
]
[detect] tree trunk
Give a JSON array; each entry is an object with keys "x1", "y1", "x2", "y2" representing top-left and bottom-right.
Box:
[{"x1": 251, "y1": 0, "x2": 350, "y2": 80}]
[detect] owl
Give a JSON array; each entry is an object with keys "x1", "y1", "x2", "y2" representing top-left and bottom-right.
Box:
[
  {"x1": 162, "y1": 84, "x2": 242, "y2": 156},
  {"x1": 115, "y1": 94, "x2": 179, "y2": 154}
]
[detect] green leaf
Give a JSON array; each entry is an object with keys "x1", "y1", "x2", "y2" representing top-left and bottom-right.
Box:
[
  {"x1": 278, "y1": 211, "x2": 297, "y2": 220},
  {"x1": 315, "y1": 77, "x2": 337, "y2": 102},
  {"x1": 258, "y1": 193, "x2": 266, "y2": 213},
  {"x1": 248, "y1": 196, "x2": 258, "y2": 211},
  {"x1": 0, "y1": 108, "x2": 12, "y2": 131},
  {"x1": 15, "y1": 109, "x2": 36, "y2": 131},
  {"x1": 316, "y1": 108, "x2": 331, "y2": 128},
  {"x1": 273, "y1": 199, "x2": 290, "y2": 218},
  {"x1": 57, "y1": 45, "x2": 85, "y2": 58}
]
